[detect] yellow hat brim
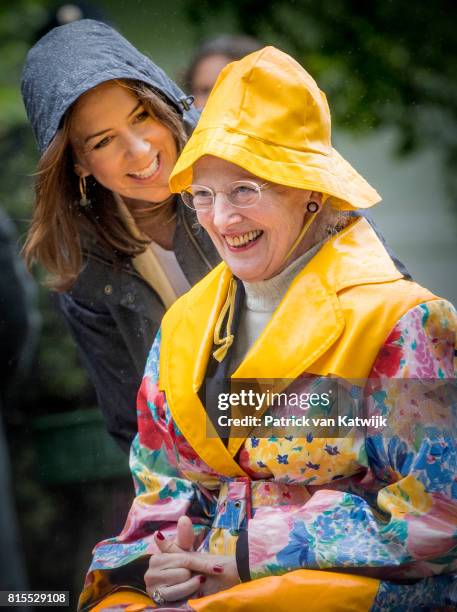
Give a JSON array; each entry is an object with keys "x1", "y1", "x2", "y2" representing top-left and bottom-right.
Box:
[{"x1": 170, "y1": 126, "x2": 381, "y2": 211}]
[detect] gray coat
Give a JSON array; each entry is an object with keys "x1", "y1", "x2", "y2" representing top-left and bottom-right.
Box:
[{"x1": 59, "y1": 205, "x2": 219, "y2": 453}]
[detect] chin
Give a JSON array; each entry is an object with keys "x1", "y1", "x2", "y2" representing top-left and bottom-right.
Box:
[
  {"x1": 225, "y1": 256, "x2": 268, "y2": 282},
  {"x1": 230, "y1": 267, "x2": 263, "y2": 283},
  {"x1": 127, "y1": 188, "x2": 172, "y2": 204}
]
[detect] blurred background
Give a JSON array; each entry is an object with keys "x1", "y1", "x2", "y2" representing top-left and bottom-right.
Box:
[{"x1": 1, "y1": 0, "x2": 456, "y2": 605}]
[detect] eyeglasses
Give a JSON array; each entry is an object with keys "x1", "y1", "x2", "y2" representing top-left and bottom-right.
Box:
[{"x1": 180, "y1": 180, "x2": 269, "y2": 211}]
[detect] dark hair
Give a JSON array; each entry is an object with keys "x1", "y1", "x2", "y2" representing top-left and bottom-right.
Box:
[
  {"x1": 183, "y1": 34, "x2": 262, "y2": 91},
  {"x1": 23, "y1": 79, "x2": 187, "y2": 291}
]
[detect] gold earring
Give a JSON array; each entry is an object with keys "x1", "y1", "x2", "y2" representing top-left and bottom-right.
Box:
[{"x1": 79, "y1": 176, "x2": 90, "y2": 207}]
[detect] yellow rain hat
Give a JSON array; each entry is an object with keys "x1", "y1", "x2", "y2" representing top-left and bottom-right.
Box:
[{"x1": 170, "y1": 46, "x2": 381, "y2": 210}]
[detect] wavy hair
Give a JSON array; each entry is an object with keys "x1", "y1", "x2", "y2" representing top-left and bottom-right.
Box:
[{"x1": 23, "y1": 80, "x2": 187, "y2": 290}]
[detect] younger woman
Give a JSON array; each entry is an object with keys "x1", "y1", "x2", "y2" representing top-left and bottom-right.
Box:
[{"x1": 21, "y1": 20, "x2": 219, "y2": 452}]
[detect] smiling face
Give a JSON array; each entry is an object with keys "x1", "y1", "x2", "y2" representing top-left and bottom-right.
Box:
[
  {"x1": 71, "y1": 81, "x2": 178, "y2": 204},
  {"x1": 192, "y1": 156, "x2": 319, "y2": 282}
]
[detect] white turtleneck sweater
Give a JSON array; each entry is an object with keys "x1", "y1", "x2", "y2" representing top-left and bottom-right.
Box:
[{"x1": 230, "y1": 241, "x2": 325, "y2": 372}]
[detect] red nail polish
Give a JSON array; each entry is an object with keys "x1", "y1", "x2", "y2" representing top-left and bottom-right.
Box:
[
  {"x1": 213, "y1": 565, "x2": 224, "y2": 573},
  {"x1": 156, "y1": 531, "x2": 165, "y2": 541},
  {"x1": 199, "y1": 575, "x2": 206, "y2": 583}
]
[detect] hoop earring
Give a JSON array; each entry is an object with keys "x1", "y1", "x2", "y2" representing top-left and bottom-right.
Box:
[
  {"x1": 79, "y1": 176, "x2": 90, "y2": 207},
  {"x1": 306, "y1": 201, "x2": 320, "y2": 213}
]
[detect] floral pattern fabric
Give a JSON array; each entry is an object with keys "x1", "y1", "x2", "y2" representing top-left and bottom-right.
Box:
[{"x1": 80, "y1": 300, "x2": 457, "y2": 611}]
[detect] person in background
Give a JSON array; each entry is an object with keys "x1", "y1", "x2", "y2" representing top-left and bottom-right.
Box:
[
  {"x1": 183, "y1": 34, "x2": 262, "y2": 110},
  {"x1": 0, "y1": 207, "x2": 38, "y2": 600},
  {"x1": 79, "y1": 47, "x2": 456, "y2": 611},
  {"x1": 21, "y1": 20, "x2": 219, "y2": 454}
]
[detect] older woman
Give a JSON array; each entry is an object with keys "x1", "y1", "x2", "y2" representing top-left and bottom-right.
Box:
[{"x1": 80, "y1": 47, "x2": 457, "y2": 611}]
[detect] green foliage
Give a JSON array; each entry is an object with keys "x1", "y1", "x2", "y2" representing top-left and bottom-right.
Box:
[
  {"x1": 0, "y1": 1, "x2": 52, "y2": 133},
  {"x1": 183, "y1": 0, "x2": 457, "y2": 196}
]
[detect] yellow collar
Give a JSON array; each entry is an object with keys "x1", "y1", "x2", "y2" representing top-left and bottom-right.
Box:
[
  {"x1": 195, "y1": 218, "x2": 403, "y2": 383},
  {"x1": 159, "y1": 218, "x2": 419, "y2": 475}
]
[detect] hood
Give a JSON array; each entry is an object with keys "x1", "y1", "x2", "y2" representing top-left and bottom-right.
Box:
[
  {"x1": 169, "y1": 46, "x2": 380, "y2": 211},
  {"x1": 21, "y1": 19, "x2": 199, "y2": 154}
]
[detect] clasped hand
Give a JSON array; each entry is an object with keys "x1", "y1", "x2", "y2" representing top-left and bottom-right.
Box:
[{"x1": 145, "y1": 516, "x2": 240, "y2": 603}]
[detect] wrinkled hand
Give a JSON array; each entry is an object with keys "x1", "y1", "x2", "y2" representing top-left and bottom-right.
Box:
[
  {"x1": 146, "y1": 550, "x2": 239, "y2": 603},
  {"x1": 145, "y1": 516, "x2": 195, "y2": 602},
  {"x1": 145, "y1": 517, "x2": 240, "y2": 603}
]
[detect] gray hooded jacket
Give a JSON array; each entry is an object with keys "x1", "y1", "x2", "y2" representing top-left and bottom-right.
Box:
[{"x1": 21, "y1": 20, "x2": 220, "y2": 452}]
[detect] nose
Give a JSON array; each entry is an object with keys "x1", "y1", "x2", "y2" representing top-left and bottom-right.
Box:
[
  {"x1": 125, "y1": 132, "x2": 150, "y2": 159},
  {"x1": 212, "y1": 192, "x2": 243, "y2": 230}
]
